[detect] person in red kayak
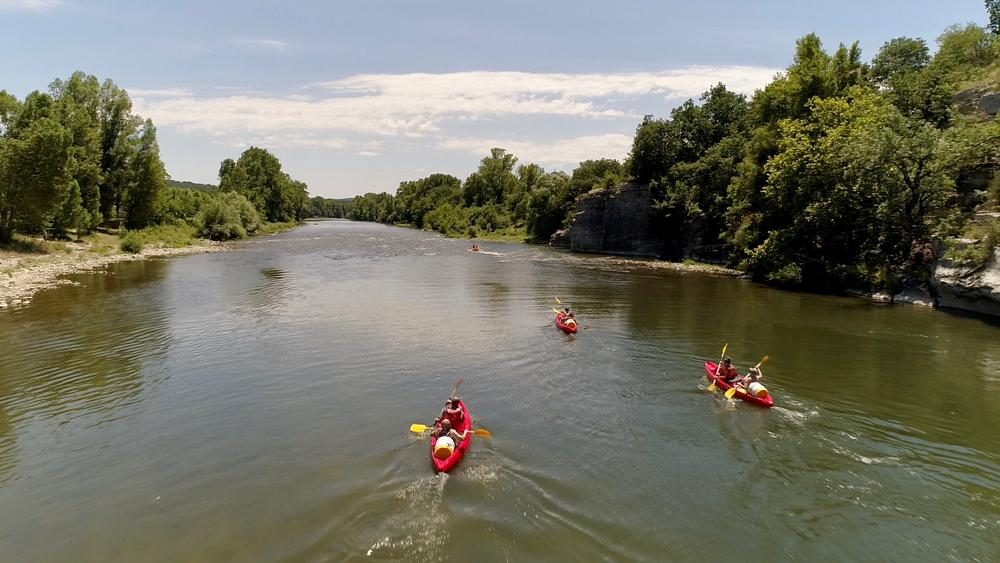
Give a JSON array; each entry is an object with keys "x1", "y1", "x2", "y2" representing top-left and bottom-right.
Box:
[
  {"x1": 737, "y1": 366, "x2": 763, "y2": 388},
  {"x1": 431, "y1": 418, "x2": 470, "y2": 443},
  {"x1": 435, "y1": 398, "x2": 464, "y2": 427},
  {"x1": 431, "y1": 418, "x2": 470, "y2": 460},
  {"x1": 716, "y1": 357, "x2": 739, "y2": 383}
]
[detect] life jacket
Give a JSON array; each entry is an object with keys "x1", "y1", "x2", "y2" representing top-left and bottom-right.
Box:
[
  {"x1": 719, "y1": 366, "x2": 738, "y2": 381},
  {"x1": 443, "y1": 407, "x2": 464, "y2": 427}
]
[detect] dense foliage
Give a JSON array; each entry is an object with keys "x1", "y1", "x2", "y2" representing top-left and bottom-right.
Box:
[
  {"x1": 218, "y1": 147, "x2": 308, "y2": 223},
  {"x1": 195, "y1": 191, "x2": 261, "y2": 240},
  {"x1": 0, "y1": 72, "x2": 169, "y2": 242},
  {"x1": 349, "y1": 151, "x2": 624, "y2": 241},
  {"x1": 628, "y1": 21, "x2": 1000, "y2": 289},
  {"x1": 306, "y1": 195, "x2": 351, "y2": 218},
  {"x1": 1, "y1": 72, "x2": 312, "y2": 245}
]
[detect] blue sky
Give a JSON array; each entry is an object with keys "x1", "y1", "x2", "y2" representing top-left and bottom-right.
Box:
[{"x1": 0, "y1": 0, "x2": 989, "y2": 197}]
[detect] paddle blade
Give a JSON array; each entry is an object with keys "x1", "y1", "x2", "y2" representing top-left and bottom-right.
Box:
[
  {"x1": 707, "y1": 381, "x2": 717, "y2": 393},
  {"x1": 409, "y1": 424, "x2": 428, "y2": 433},
  {"x1": 756, "y1": 355, "x2": 769, "y2": 368},
  {"x1": 721, "y1": 343, "x2": 728, "y2": 357},
  {"x1": 450, "y1": 377, "x2": 464, "y2": 398},
  {"x1": 724, "y1": 387, "x2": 737, "y2": 400},
  {"x1": 473, "y1": 428, "x2": 492, "y2": 437},
  {"x1": 552, "y1": 307, "x2": 562, "y2": 314},
  {"x1": 555, "y1": 297, "x2": 562, "y2": 304}
]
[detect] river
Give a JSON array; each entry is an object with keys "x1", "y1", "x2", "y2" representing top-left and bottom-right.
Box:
[{"x1": 1, "y1": 220, "x2": 998, "y2": 562}]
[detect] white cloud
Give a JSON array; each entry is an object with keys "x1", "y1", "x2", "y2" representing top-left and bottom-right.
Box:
[
  {"x1": 438, "y1": 134, "x2": 633, "y2": 167},
  {"x1": 0, "y1": 0, "x2": 62, "y2": 11},
  {"x1": 232, "y1": 38, "x2": 289, "y2": 51},
  {"x1": 128, "y1": 88, "x2": 195, "y2": 98},
  {"x1": 133, "y1": 66, "x2": 777, "y2": 146}
]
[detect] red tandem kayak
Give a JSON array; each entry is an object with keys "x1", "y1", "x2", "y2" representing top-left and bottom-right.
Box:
[
  {"x1": 555, "y1": 312, "x2": 578, "y2": 334},
  {"x1": 704, "y1": 361, "x2": 774, "y2": 408},
  {"x1": 430, "y1": 399, "x2": 473, "y2": 473}
]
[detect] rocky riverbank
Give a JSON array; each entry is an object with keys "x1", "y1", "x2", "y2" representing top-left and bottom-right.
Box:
[{"x1": 0, "y1": 236, "x2": 224, "y2": 308}]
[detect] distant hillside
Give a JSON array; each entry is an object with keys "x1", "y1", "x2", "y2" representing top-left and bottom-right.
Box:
[{"x1": 167, "y1": 180, "x2": 218, "y2": 193}]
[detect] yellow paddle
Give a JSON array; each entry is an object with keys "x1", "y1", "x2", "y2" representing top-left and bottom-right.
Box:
[
  {"x1": 708, "y1": 343, "x2": 727, "y2": 393},
  {"x1": 725, "y1": 355, "x2": 768, "y2": 399},
  {"x1": 408, "y1": 424, "x2": 492, "y2": 437}
]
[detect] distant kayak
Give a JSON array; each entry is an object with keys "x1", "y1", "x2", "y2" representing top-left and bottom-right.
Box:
[
  {"x1": 555, "y1": 312, "x2": 578, "y2": 334},
  {"x1": 704, "y1": 361, "x2": 774, "y2": 408},
  {"x1": 430, "y1": 399, "x2": 473, "y2": 473}
]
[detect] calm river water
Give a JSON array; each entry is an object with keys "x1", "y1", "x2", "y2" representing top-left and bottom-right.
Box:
[{"x1": 1, "y1": 220, "x2": 999, "y2": 562}]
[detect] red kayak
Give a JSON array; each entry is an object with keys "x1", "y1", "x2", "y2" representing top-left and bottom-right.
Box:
[
  {"x1": 429, "y1": 399, "x2": 473, "y2": 473},
  {"x1": 704, "y1": 361, "x2": 774, "y2": 408},
  {"x1": 555, "y1": 312, "x2": 578, "y2": 334}
]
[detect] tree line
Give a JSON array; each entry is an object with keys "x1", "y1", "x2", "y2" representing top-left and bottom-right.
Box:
[
  {"x1": 348, "y1": 153, "x2": 626, "y2": 240},
  {"x1": 0, "y1": 71, "x2": 313, "y2": 245},
  {"x1": 0, "y1": 72, "x2": 166, "y2": 242},
  {"x1": 351, "y1": 12, "x2": 1000, "y2": 291}
]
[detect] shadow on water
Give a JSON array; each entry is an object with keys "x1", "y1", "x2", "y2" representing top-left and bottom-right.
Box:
[{"x1": 0, "y1": 259, "x2": 171, "y2": 484}]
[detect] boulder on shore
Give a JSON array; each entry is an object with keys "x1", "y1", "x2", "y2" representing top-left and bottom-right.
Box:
[{"x1": 932, "y1": 248, "x2": 1000, "y2": 317}]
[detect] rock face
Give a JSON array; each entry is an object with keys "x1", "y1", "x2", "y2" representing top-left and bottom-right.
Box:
[
  {"x1": 954, "y1": 86, "x2": 1000, "y2": 121},
  {"x1": 932, "y1": 248, "x2": 1000, "y2": 317},
  {"x1": 554, "y1": 182, "x2": 662, "y2": 257}
]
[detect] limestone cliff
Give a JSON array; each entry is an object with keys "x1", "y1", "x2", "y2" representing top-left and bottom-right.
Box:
[{"x1": 553, "y1": 182, "x2": 662, "y2": 257}]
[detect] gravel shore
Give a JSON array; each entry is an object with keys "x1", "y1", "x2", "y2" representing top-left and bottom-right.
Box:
[{"x1": 0, "y1": 240, "x2": 224, "y2": 308}]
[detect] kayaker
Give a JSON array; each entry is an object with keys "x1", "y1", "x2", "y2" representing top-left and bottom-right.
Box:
[
  {"x1": 737, "y1": 366, "x2": 763, "y2": 388},
  {"x1": 436, "y1": 398, "x2": 464, "y2": 427},
  {"x1": 565, "y1": 313, "x2": 577, "y2": 328},
  {"x1": 432, "y1": 418, "x2": 470, "y2": 443},
  {"x1": 716, "y1": 358, "x2": 739, "y2": 383}
]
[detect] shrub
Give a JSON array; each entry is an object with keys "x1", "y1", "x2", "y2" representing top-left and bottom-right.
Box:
[
  {"x1": 195, "y1": 192, "x2": 260, "y2": 240},
  {"x1": 119, "y1": 231, "x2": 144, "y2": 253}
]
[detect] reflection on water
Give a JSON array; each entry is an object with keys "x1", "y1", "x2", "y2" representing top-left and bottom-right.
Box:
[
  {"x1": 0, "y1": 220, "x2": 999, "y2": 562},
  {"x1": 0, "y1": 260, "x2": 170, "y2": 485}
]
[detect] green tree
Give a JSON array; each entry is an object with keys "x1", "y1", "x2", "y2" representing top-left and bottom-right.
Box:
[
  {"x1": 50, "y1": 72, "x2": 103, "y2": 230},
  {"x1": 989, "y1": 0, "x2": 1000, "y2": 35},
  {"x1": 870, "y1": 37, "x2": 930, "y2": 85},
  {"x1": 463, "y1": 148, "x2": 519, "y2": 207},
  {"x1": 98, "y1": 79, "x2": 138, "y2": 222},
  {"x1": 525, "y1": 171, "x2": 571, "y2": 240},
  {"x1": 629, "y1": 116, "x2": 674, "y2": 183},
  {"x1": 931, "y1": 24, "x2": 994, "y2": 79},
  {"x1": 218, "y1": 147, "x2": 308, "y2": 222},
  {"x1": 0, "y1": 112, "x2": 72, "y2": 242},
  {"x1": 51, "y1": 180, "x2": 91, "y2": 240},
  {"x1": 123, "y1": 119, "x2": 166, "y2": 229},
  {"x1": 751, "y1": 88, "x2": 955, "y2": 287}
]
